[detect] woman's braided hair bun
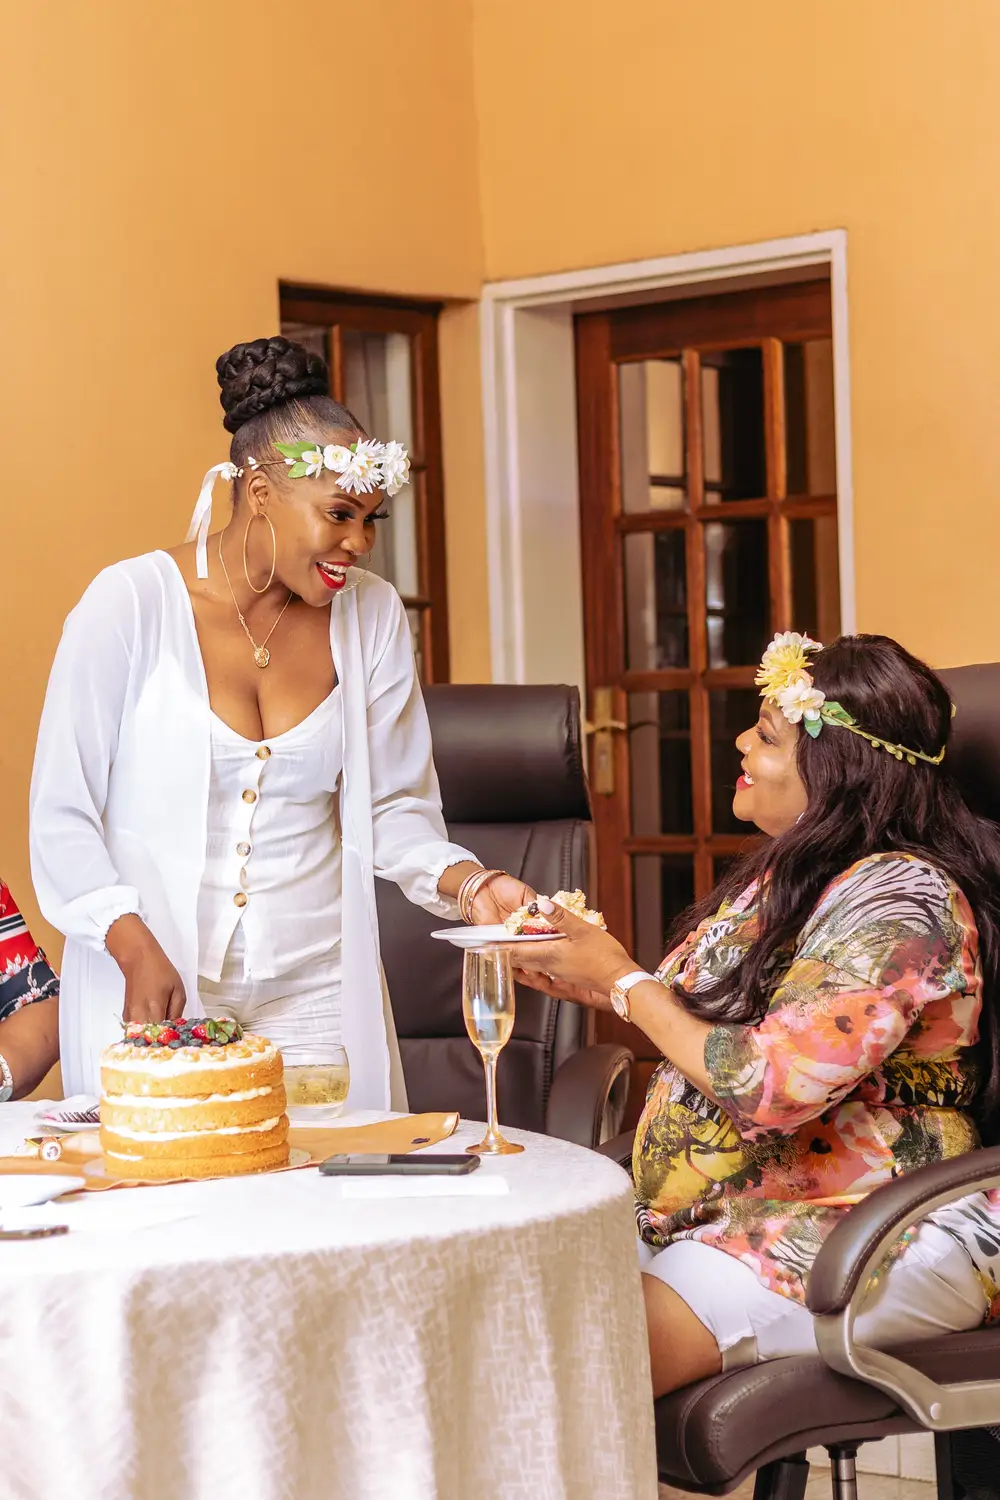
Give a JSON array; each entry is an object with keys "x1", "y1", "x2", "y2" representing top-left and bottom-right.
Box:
[{"x1": 216, "y1": 336, "x2": 329, "y2": 434}]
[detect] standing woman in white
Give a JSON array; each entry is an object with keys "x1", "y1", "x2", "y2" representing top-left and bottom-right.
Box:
[{"x1": 30, "y1": 336, "x2": 529, "y2": 1105}]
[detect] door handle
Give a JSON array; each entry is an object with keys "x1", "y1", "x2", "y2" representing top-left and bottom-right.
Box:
[{"x1": 584, "y1": 687, "x2": 626, "y2": 796}]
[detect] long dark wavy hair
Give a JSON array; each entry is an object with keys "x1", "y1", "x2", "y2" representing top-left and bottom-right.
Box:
[{"x1": 667, "y1": 634, "x2": 1000, "y2": 1129}]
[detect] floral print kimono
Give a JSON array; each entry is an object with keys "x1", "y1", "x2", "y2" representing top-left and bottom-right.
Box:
[{"x1": 634, "y1": 852, "x2": 1000, "y2": 1320}]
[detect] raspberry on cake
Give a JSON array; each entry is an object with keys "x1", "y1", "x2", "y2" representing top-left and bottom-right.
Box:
[
  {"x1": 100, "y1": 1018, "x2": 290, "y2": 1180},
  {"x1": 504, "y1": 889, "x2": 606, "y2": 936}
]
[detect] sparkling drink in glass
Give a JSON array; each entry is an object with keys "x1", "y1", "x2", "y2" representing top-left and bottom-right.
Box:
[
  {"x1": 462, "y1": 946, "x2": 523, "y2": 1156},
  {"x1": 281, "y1": 1045, "x2": 351, "y2": 1124}
]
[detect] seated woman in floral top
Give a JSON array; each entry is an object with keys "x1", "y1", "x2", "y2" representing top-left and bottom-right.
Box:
[
  {"x1": 515, "y1": 634, "x2": 1000, "y2": 1396},
  {"x1": 0, "y1": 880, "x2": 59, "y2": 1099}
]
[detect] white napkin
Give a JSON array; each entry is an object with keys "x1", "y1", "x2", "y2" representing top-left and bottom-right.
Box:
[
  {"x1": 0, "y1": 1197, "x2": 194, "y2": 1234},
  {"x1": 340, "y1": 1175, "x2": 510, "y2": 1200}
]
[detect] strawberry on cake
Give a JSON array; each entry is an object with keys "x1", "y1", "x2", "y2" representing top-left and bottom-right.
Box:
[
  {"x1": 504, "y1": 889, "x2": 606, "y2": 936},
  {"x1": 100, "y1": 1017, "x2": 289, "y2": 1180}
]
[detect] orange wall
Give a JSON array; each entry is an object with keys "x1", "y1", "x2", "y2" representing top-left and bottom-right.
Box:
[
  {"x1": 1, "y1": 0, "x2": 484, "y2": 952},
  {"x1": 9, "y1": 0, "x2": 1000, "y2": 958},
  {"x1": 472, "y1": 0, "x2": 1000, "y2": 668}
]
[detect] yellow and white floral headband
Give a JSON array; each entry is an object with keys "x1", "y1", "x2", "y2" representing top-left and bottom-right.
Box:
[
  {"x1": 186, "y1": 438, "x2": 410, "y2": 578},
  {"x1": 756, "y1": 632, "x2": 948, "y2": 767}
]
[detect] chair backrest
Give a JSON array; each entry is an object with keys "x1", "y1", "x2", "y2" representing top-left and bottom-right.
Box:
[
  {"x1": 378, "y1": 684, "x2": 592, "y2": 1133},
  {"x1": 938, "y1": 663, "x2": 1000, "y2": 822}
]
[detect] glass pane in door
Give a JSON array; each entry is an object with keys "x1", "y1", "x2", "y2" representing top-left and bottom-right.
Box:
[
  {"x1": 280, "y1": 321, "x2": 331, "y2": 372},
  {"x1": 632, "y1": 854, "x2": 695, "y2": 974},
  {"x1": 628, "y1": 692, "x2": 693, "y2": 835},
  {"x1": 618, "y1": 359, "x2": 687, "y2": 512},
  {"x1": 701, "y1": 347, "x2": 766, "y2": 502},
  {"x1": 709, "y1": 688, "x2": 760, "y2": 833},
  {"x1": 784, "y1": 339, "x2": 836, "y2": 495},
  {"x1": 623, "y1": 530, "x2": 688, "y2": 669},
  {"x1": 343, "y1": 330, "x2": 418, "y2": 597},
  {"x1": 712, "y1": 855, "x2": 741, "y2": 886},
  {"x1": 703, "y1": 519, "x2": 770, "y2": 667},
  {"x1": 790, "y1": 516, "x2": 841, "y2": 642}
]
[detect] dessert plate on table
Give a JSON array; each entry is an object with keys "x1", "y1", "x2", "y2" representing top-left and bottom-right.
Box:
[
  {"x1": 0, "y1": 1174, "x2": 86, "y2": 1210},
  {"x1": 430, "y1": 925, "x2": 567, "y2": 951},
  {"x1": 35, "y1": 1096, "x2": 101, "y2": 1134}
]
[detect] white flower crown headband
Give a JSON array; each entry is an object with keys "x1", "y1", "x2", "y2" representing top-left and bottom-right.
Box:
[
  {"x1": 186, "y1": 437, "x2": 410, "y2": 579},
  {"x1": 756, "y1": 632, "x2": 948, "y2": 767}
]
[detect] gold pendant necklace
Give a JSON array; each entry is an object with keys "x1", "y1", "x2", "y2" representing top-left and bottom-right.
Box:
[{"x1": 218, "y1": 532, "x2": 292, "y2": 668}]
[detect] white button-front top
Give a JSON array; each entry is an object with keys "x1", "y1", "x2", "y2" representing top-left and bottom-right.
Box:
[
  {"x1": 31, "y1": 555, "x2": 478, "y2": 1107},
  {"x1": 197, "y1": 688, "x2": 344, "y2": 984}
]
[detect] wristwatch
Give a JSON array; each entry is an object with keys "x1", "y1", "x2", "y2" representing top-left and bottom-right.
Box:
[
  {"x1": 609, "y1": 971, "x2": 657, "y2": 1023},
  {"x1": 0, "y1": 1050, "x2": 14, "y2": 1104}
]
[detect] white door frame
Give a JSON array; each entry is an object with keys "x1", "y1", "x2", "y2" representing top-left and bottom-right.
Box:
[{"x1": 479, "y1": 230, "x2": 854, "y2": 689}]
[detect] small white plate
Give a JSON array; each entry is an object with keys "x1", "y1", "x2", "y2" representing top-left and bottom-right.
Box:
[
  {"x1": 35, "y1": 1096, "x2": 101, "y2": 1134},
  {"x1": 0, "y1": 1175, "x2": 86, "y2": 1210},
  {"x1": 430, "y1": 925, "x2": 567, "y2": 950}
]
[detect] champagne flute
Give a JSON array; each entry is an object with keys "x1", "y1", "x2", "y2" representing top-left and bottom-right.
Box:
[{"x1": 462, "y1": 946, "x2": 524, "y2": 1156}]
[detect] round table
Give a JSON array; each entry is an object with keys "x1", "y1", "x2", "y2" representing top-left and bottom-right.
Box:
[{"x1": 0, "y1": 1104, "x2": 657, "y2": 1500}]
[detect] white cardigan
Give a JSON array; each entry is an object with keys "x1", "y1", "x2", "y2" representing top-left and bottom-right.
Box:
[{"x1": 29, "y1": 552, "x2": 475, "y2": 1106}]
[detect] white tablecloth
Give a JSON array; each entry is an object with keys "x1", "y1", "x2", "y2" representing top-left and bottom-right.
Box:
[{"x1": 0, "y1": 1102, "x2": 656, "y2": 1500}]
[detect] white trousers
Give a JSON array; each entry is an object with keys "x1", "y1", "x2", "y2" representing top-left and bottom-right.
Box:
[
  {"x1": 199, "y1": 927, "x2": 343, "y2": 1062},
  {"x1": 199, "y1": 927, "x2": 408, "y2": 1106},
  {"x1": 639, "y1": 1226, "x2": 986, "y2": 1370}
]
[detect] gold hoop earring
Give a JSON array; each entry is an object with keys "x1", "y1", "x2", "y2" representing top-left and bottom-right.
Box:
[{"x1": 243, "y1": 512, "x2": 276, "y2": 594}]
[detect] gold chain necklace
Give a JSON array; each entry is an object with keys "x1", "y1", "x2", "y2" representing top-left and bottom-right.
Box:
[{"x1": 217, "y1": 532, "x2": 293, "y2": 668}]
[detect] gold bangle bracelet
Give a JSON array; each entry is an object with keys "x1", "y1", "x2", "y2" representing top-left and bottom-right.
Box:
[{"x1": 458, "y1": 868, "x2": 503, "y2": 924}]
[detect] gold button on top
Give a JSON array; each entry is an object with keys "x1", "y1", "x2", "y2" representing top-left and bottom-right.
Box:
[
  {"x1": 233, "y1": 892, "x2": 248, "y2": 908},
  {"x1": 237, "y1": 842, "x2": 251, "y2": 857},
  {"x1": 242, "y1": 789, "x2": 257, "y2": 804},
  {"x1": 256, "y1": 745, "x2": 272, "y2": 760}
]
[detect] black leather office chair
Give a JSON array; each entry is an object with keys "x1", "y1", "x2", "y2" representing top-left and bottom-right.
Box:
[
  {"x1": 379, "y1": 684, "x2": 632, "y2": 1149},
  {"x1": 598, "y1": 662, "x2": 1000, "y2": 1500}
]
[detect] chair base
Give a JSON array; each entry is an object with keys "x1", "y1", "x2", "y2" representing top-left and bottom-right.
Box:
[
  {"x1": 752, "y1": 1454, "x2": 809, "y2": 1500},
  {"x1": 752, "y1": 1444, "x2": 861, "y2": 1500}
]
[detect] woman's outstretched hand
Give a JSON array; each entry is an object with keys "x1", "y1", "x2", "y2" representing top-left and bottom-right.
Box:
[
  {"x1": 469, "y1": 873, "x2": 536, "y2": 927},
  {"x1": 513, "y1": 968, "x2": 614, "y2": 1011},
  {"x1": 509, "y1": 898, "x2": 637, "y2": 1009}
]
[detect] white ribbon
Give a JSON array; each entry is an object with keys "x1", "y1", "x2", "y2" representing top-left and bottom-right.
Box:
[{"x1": 186, "y1": 463, "x2": 237, "y2": 579}]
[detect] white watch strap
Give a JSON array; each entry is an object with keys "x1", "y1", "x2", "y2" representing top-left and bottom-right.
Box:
[
  {"x1": 617, "y1": 971, "x2": 656, "y2": 994},
  {"x1": 611, "y1": 970, "x2": 657, "y2": 1022},
  {"x1": 0, "y1": 1050, "x2": 13, "y2": 1102}
]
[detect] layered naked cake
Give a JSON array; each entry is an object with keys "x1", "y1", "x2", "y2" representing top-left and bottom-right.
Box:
[
  {"x1": 505, "y1": 889, "x2": 607, "y2": 936},
  {"x1": 100, "y1": 1018, "x2": 289, "y2": 1179}
]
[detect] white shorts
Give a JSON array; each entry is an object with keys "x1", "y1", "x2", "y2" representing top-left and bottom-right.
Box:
[{"x1": 638, "y1": 1226, "x2": 986, "y2": 1370}]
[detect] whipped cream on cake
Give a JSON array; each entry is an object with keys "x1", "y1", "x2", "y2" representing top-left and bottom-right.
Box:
[
  {"x1": 504, "y1": 889, "x2": 606, "y2": 936},
  {"x1": 100, "y1": 1018, "x2": 290, "y2": 1179}
]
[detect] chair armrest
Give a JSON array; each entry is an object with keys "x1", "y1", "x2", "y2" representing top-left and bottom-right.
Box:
[
  {"x1": 807, "y1": 1145, "x2": 1000, "y2": 1430},
  {"x1": 593, "y1": 1129, "x2": 636, "y2": 1168},
  {"x1": 546, "y1": 1044, "x2": 633, "y2": 1149},
  {"x1": 808, "y1": 1146, "x2": 1000, "y2": 1315}
]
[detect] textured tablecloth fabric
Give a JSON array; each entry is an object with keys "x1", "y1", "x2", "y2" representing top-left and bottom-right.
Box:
[{"x1": 0, "y1": 1103, "x2": 656, "y2": 1500}]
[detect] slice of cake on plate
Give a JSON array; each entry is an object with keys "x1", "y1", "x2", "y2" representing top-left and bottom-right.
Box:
[
  {"x1": 100, "y1": 1018, "x2": 289, "y2": 1179},
  {"x1": 504, "y1": 889, "x2": 606, "y2": 936}
]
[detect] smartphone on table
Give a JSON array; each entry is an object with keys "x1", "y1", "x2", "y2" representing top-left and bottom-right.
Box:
[{"x1": 319, "y1": 1153, "x2": 480, "y2": 1177}]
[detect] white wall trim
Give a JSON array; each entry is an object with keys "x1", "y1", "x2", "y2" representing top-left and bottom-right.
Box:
[{"x1": 479, "y1": 231, "x2": 856, "y2": 687}]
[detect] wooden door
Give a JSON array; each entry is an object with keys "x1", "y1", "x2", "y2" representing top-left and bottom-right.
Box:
[
  {"x1": 575, "y1": 279, "x2": 840, "y2": 1120},
  {"x1": 281, "y1": 285, "x2": 450, "y2": 683}
]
